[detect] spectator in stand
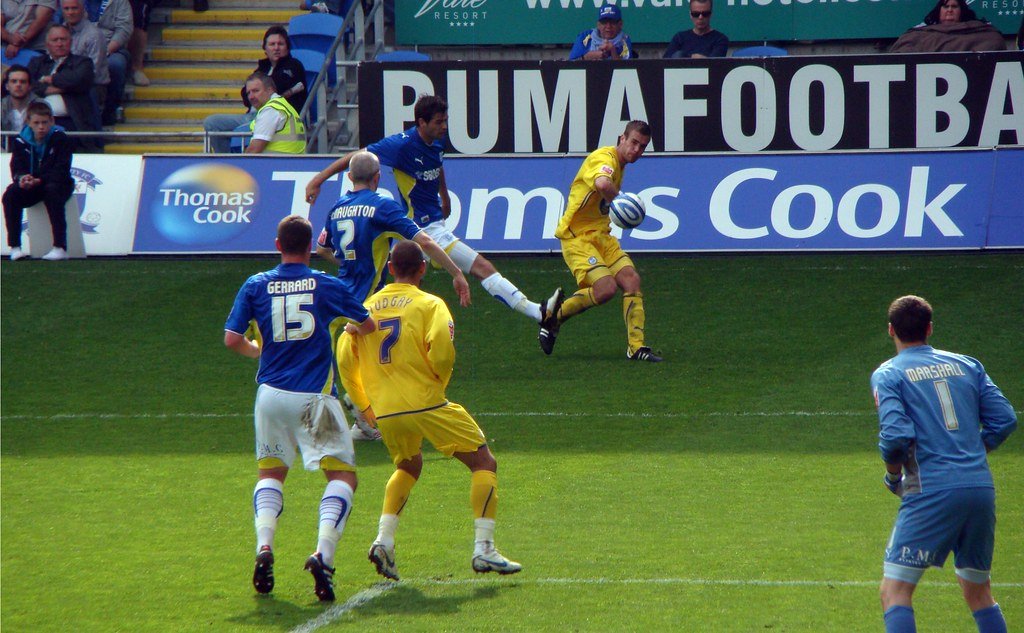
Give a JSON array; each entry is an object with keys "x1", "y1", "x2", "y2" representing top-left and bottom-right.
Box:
[
  {"x1": 569, "y1": 4, "x2": 635, "y2": 61},
  {"x1": 3, "y1": 101, "x2": 75, "y2": 262},
  {"x1": 125, "y1": 0, "x2": 155, "y2": 87},
  {"x1": 204, "y1": 25, "x2": 307, "y2": 153},
  {"x1": 890, "y1": 0, "x2": 1006, "y2": 52},
  {"x1": 62, "y1": 0, "x2": 110, "y2": 114},
  {"x1": 82, "y1": 0, "x2": 132, "y2": 126},
  {"x1": 2, "y1": 65, "x2": 44, "y2": 135},
  {"x1": 28, "y1": 23, "x2": 101, "y2": 151},
  {"x1": 2, "y1": 0, "x2": 57, "y2": 58},
  {"x1": 299, "y1": 0, "x2": 342, "y2": 13},
  {"x1": 243, "y1": 71, "x2": 306, "y2": 154},
  {"x1": 664, "y1": 0, "x2": 729, "y2": 58}
]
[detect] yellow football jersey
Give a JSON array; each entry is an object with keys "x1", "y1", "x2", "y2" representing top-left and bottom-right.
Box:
[
  {"x1": 338, "y1": 282, "x2": 456, "y2": 419},
  {"x1": 555, "y1": 146, "x2": 623, "y2": 240}
]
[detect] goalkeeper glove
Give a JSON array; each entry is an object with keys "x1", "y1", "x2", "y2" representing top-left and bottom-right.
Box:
[{"x1": 884, "y1": 471, "x2": 904, "y2": 498}]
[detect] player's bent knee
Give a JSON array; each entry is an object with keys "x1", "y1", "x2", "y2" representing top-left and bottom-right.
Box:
[{"x1": 470, "y1": 255, "x2": 496, "y2": 279}]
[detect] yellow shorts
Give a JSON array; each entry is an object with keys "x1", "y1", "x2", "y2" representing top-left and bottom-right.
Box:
[
  {"x1": 378, "y1": 402, "x2": 487, "y2": 465},
  {"x1": 560, "y1": 231, "x2": 634, "y2": 288}
]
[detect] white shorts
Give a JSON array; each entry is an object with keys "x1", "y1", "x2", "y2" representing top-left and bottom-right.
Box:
[
  {"x1": 421, "y1": 221, "x2": 478, "y2": 274},
  {"x1": 254, "y1": 384, "x2": 355, "y2": 471}
]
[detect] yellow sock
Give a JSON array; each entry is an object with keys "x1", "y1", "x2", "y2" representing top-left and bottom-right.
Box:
[
  {"x1": 623, "y1": 291, "x2": 646, "y2": 354},
  {"x1": 382, "y1": 469, "x2": 417, "y2": 516},
  {"x1": 558, "y1": 288, "x2": 598, "y2": 322},
  {"x1": 470, "y1": 470, "x2": 498, "y2": 519}
]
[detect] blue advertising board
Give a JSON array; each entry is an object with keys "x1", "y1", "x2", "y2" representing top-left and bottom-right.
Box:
[{"x1": 133, "y1": 149, "x2": 1023, "y2": 254}]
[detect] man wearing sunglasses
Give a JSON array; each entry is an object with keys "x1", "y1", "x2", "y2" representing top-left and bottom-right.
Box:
[{"x1": 663, "y1": 0, "x2": 729, "y2": 58}]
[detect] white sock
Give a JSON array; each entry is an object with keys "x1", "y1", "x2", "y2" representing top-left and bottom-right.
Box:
[
  {"x1": 376, "y1": 513, "x2": 399, "y2": 549},
  {"x1": 317, "y1": 480, "x2": 354, "y2": 567},
  {"x1": 253, "y1": 478, "x2": 284, "y2": 553},
  {"x1": 474, "y1": 517, "x2": 496, "y2": 553},
  {"x1": 480, "y1": 273, "x2": 542, "y2": 321}
]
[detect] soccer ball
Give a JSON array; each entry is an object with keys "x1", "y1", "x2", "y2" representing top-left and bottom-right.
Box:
[{"x1": 609, "y1": 193, "x2": 646, "y2": 229}]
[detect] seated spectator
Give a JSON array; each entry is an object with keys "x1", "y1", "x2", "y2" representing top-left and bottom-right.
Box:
[
  {"x1": 3, "y1": 101, "x2": 75, "y2": 261},
  {"x1": 82, "y1": 0, "x2": 132, "y2": 126},
  {"x1": 299, "y1": 0, "x2": 343, "y2": 13},
  {"x1": 664, "y1": 0, "x2": 729, "y2": 58},
  {"x1": 2, "y1": 0, "x2": 57, "y2": 58},
  {"x1": 62, "y1": 0, "x2": 110, "y2": 112},
  {"x1": 569, "y1": 4, "x2": 634, "y2": 61},
  {"x1": 204, "y1": 26, "x2": 308, "y2": 153},
  {"x1": 890, "y1": 0, "x2": 1006, "y2": 53},
  {"x1": 243, "y1": 71, "x2": 306, "y2": 154},
  {"x1": 28, "y1": 23, "x2": 101, "y2": 151},
  {"x1": 2, "y1": 65, "x2": 44, "y2": 135}
]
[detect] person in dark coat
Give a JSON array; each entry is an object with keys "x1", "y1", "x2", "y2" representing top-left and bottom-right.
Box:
[{"x1": 3, "y1": 101, "x2": 76, "y2": 261}]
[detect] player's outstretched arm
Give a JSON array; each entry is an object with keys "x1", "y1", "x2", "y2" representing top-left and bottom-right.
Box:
[
  {"x1": 594, "y1": 175, "x2": 619, "y2": 204},
  {"x1": 224, "y1": 330, "x2": 260, "y2": 358},
  {"x1": 305, "y1": 149, "x2": 361, "y2": 205},
  {"x1": 413, "y1": 232, "x2": 471, "y2": 307}
]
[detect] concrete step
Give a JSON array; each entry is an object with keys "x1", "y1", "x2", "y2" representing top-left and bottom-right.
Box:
[
  {"x1": 160, "y1": 26, "x2": 267, "y2": 42},
  {"x1": 133, "y1": 85, "x2": 241, "y2": 100},
  {"x1": 143, "y1": 65, "x2": 250, "y2": 82},
  {"x1": 125, "y1": 103, "x2": 233, "y2": 122},
  {"x1": 166, "y1": 8, "x2": 299, "y2": 24},
  {"x1": 151, "y1": 46, "x2": 261, "y2": 61},
  {"x1": 106, "y1": 142, "x2": 204, "y2": 154}
]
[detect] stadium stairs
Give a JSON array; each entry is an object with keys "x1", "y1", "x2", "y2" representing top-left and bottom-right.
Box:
[{"x1": 104, "y1": 0, "x2": 303, "y2": 154}]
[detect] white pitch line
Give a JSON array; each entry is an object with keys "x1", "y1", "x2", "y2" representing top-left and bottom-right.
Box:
[
  {"x1": 289, "y1": 582, "x2": 395, "y2": 633},
  {"x1": 1, "y1": 410, "x2": 881, "y2": 422}
]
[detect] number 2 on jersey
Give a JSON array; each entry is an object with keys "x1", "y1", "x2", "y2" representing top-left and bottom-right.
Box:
[
  {"x1": 336, "y1": 219, "x2": 356, "y2": 261},
  {"x1": 271, "y1": 293, "x2": 314, "y2": 342},
  {"x1": 378, "y1": 317, "x2": 401, "y2": 364}
]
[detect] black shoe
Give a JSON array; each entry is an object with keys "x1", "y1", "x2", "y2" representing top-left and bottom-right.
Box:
[
  {"x1": 538, "y1": 287, "x2": 564, "y2": 355},
  {"x1": 305, "y1": 553, "x2": 335, "y2": 601},
  {"x1": 627, "y1": 346, "x2": 663, "y2": 362},
  {"x1": 253, "y1": 546, "x2": 274, "y2": 594}
]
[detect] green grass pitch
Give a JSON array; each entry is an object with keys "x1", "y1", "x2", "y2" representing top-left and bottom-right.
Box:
[{"x1": 2, "y1": 252, "x2": 1021, "y2": 632}]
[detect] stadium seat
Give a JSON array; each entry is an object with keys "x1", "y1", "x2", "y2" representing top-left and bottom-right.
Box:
[
  {"x1": 290, "y1": 48, "x2": 326, "y2": 120},
  {"x1": 375, "y1": 50, "x2": 431, "y2": 62},
  {"x1": 229, "y1": 122, "x2": 252, "y2": 153},
  {"x1": 1, "y1": 47, "x2": 43, "y2": 68},
  {"x1": 289, "y1": 12, "x2": 348, "y2": 58},
  {"x1": 732, "y1": 46, "x2": 788, "y2": 57}
]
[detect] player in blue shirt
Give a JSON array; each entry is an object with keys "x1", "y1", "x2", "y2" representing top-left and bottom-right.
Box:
[
  {"x1": 224, "y1": 215, "x2": 376, "y2": 602},
  {"x1": 304, "y1": 95, "x2": 564, "y2": 335},
  {"x1": 871, "y1": 295, "x2": 1017, "y2": 633}
]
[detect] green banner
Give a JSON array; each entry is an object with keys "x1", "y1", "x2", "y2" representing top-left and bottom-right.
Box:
[{"x1": 395, "y1": 0, "x2": 1021, "y2": 46}]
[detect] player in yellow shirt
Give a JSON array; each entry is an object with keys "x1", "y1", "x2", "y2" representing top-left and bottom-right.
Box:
[
  {"x1": 539, "y1": 120, "x2": 661, "y2": 362},
  {"x1": 337, "y1": 240, "x2": 522, "y2": 580}
]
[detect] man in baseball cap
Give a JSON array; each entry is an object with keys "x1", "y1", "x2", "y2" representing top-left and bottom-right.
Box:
[{"x1": 569, "y1": 3, "x2": 635, "y2": 60}]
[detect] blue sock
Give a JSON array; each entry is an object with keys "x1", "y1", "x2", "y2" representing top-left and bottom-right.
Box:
[
  {"x1": 973, "y1": 604, "x2": 1007, "y2": 633},
  {"x1": 884, "y1": 605, "x2": 917, "y2": 633}
]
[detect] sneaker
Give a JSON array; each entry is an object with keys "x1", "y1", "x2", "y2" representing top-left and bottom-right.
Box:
[
  {"x1": 252, "y1": 546, "x2": 274, "y2": 594},
  {"x1": 538, "y1": 287, "x2": 564, "y2": 356},
  {"x1": 627, "y1": 346, "x2": 663, "y2": 363},
  {"x1": 368, "y1": 541, "x2": 399, "y2": 581},
  {"x1": 471, "y1": 542, "x2": 522, "y2": 575},
  {"x1": 9, "y1": 247, "x2": 28, "y2": 261},
  {"x1": 343, "y1": 393, "x2": 381, "y2": 440},
  {"x1": 304, "y1": 553, "x2": 335, "y2": 601},
  {"x1": 132, "y1": 70, "x2": 150, "y2": 86},
  {"x1": 41, "y1": 247, "x2": 68, "y2": 261}
]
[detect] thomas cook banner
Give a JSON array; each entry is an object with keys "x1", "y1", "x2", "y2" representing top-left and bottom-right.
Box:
[
  {"x1": 358, "y1": 53, "x2": 1024, "y2": 154},
  {"x1": 395, "y1": 0, "x2": 1021, "y2": 46}
]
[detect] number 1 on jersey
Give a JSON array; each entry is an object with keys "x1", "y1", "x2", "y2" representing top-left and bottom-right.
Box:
[
  {"x1": 934, "y1": 380, "x2": 960, "y2": 431},
  {"x1": 378, "y1": 317, "x2": 401, "y2": 364}
]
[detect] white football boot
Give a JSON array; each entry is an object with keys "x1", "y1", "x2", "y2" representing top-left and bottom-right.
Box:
[
  {"x1": 471, "y1": 541, "x2": 522, "y2": 575},
  {"x1": 368, "y1": 541, "x2": 400, "y2": 581}
]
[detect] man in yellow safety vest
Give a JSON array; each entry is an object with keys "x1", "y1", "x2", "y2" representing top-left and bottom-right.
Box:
[{"x1": 244, "y1": 71, "x2": 306, "y2": 154}]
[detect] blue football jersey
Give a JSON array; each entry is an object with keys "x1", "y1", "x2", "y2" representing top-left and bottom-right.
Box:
[
  {"x1": 317, "y1": 188, "x2": 422, "y2": 302},
  {"x1": 225, "y1": 263, "x2": 370, "y2": 394},
  {"x1": 367, "y1": 127, "x2": 445, "y2": 227},
  {"x1": 872, "y1": 345, "x2": 1017, "y2": 494}
]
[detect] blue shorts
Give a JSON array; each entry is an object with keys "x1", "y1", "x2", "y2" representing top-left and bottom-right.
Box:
[{"x1": 884, "y1": 487, "x2": 996, "y2": 584}]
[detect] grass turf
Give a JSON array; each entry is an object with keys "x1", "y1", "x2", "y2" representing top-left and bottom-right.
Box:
[{"x1": 2, "y1": 252, "x2": 1021, "y2": 631}]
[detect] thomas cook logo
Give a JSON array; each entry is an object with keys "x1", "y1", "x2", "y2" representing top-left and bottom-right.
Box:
[{"x1": 152, "y1": 163, "x2": 258, "y2": 246}]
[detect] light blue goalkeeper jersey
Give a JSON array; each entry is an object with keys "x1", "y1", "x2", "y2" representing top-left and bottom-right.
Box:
[
  {"x1": 872, "y1": 345, "x2": 1017, "y2": 495},
  {"x1": 225, "y1": 263, "x2": 369, "y2": 395}
]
